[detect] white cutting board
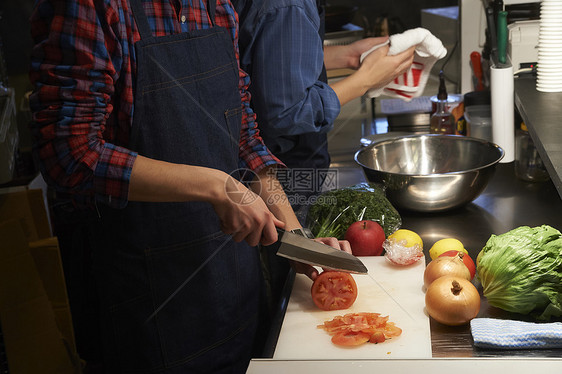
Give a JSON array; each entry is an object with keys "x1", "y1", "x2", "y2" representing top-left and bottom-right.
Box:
[{"x1": 273, "y1": 257, "x2": 432, "y2": 359}]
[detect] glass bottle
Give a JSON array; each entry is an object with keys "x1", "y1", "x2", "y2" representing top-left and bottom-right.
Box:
[
  {"x1": 430, "y1": 71, "x2": 455, "y2": 135},
  {"x1": 514, "y1": 122, "x2": 550, "y2": 182}
]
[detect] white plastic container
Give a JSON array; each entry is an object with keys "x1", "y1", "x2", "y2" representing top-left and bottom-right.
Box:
[{"x1": 464, "y1": 104, "x2": 492, "y2": 142}]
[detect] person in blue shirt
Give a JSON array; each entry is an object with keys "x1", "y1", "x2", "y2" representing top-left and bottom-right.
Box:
[
  {"x1": 232, "y1": 0, "x2": 415, "y2": 333},
  {"x1": 234, "y1": 0, "x2": 415, "y2": 204}
]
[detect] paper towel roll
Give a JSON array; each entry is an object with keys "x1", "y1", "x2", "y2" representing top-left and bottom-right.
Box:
[{"x1": 491, "y1": 64, "x2": 515, "y2": 163}]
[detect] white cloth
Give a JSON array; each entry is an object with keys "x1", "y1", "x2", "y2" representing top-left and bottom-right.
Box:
[
  {"x1": 470, "y1": 318, "x2": 562, "y2": 349},
  {"x1": 360, "y1": 28, "x2": 447, "y2": 102}
]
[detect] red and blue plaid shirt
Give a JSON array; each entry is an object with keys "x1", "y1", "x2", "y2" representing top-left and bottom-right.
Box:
[{"x1": 29, "y1": 0, "x2": 281, "y2": 209}]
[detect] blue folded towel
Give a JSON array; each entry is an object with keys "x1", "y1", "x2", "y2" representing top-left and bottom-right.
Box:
[{"x1": 470, "y1": 318, "x2": 562, "y2": 349}]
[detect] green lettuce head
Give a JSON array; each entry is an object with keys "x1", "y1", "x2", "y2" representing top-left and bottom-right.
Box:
[{"x1": 477, "y1": 225, "x2": 562, "y2": 320}]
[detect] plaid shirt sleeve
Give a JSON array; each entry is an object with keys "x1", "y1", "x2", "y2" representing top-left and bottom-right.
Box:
[
  {"x1": 29, "y1": 0, "x2": 137, "y2": 209},
  {"x1": 29, "y1": 0, "x2": 282, "y2": 210}
]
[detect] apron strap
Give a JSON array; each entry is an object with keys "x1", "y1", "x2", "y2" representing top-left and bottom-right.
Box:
[
  {"x1": 129, "y1": 0, "x2": 152, "y2": 40},
  {"x1": 207, "y1": 0, "x2": 217, "y2": 27}
]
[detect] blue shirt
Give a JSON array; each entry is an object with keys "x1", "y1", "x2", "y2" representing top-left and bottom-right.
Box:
[{"x1": 234, "y1": 0, "x2": 341, "y2": 155}]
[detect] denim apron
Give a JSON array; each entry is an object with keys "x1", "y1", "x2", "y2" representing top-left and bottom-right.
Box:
[{"x1": 92, "y1": 0, "x2": 263, "y2": 372}]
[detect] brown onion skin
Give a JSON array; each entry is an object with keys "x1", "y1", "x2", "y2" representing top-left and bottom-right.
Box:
[
  {"x1": 425, "y1": 276, "x2": 481, "y2": 326},
  {"x1": 423, "y1": 256, "x2": 471, "y2": 289}
]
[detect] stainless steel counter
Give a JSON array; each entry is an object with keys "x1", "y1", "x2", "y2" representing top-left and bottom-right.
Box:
[{"x1": 263, "y1": 161, "x2": 562, "y2": 359}]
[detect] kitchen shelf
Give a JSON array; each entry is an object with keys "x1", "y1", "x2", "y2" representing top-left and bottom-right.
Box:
[{"x1": 514, "y1": 75, "x2": 562, "y2": 200}]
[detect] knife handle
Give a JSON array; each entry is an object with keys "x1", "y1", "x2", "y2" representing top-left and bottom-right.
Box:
[
  {"x1": 470, "y1": 51, "x2": 484, "y2": 91},
  {"x1": 497, "y1": 11, "x2": 508, "y2": 65}
]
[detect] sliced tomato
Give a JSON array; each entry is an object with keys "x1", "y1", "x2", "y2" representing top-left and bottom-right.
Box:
[
  {"x1": 311, "y1": 271, "x2": 358, "y2": 311},
  {"x1": 318, "y1": 312, "x2": 403, "y2": 347},
  {"x1": 331, "y1": 331, "x2": 371, "y2": 346},
  {"x1": 383, "y1": 322, "x2": 403, "y2": 337},
  {"x1": 369, "y1": 331, "x2": 386, "y2": 344}
]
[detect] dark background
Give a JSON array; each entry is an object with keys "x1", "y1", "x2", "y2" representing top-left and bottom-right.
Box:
[
  {"x1": 0, "y1": 0, "x2": 458, "y2": 161},
  {"x1": 326, "y1": 0, "x2": 457, "y2": 35},
  {"x1": 1, "y1": 0, "x2": 457, "y2": 77}
]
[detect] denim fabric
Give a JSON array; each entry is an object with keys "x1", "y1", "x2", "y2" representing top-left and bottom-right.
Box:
[{"x1": 92, "y1": 0, "x2": 263, "y2": 372}]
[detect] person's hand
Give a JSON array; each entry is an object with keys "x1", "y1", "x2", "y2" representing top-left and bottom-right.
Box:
[
  {"x1": 290, "y1": 237, "x2": 352, "y2": 281},
  {"x1": 324, "y1": 37, "x2": 389, "y2": 70},
  {"x1": 212, "y1": 173, "x2": 285, "y2": 246},
  {"x1": 344, "y1": 37, "x2": 390, "y2": 69},
  {"x1": 358, "y1": 44, "x2": 416, "y2": 91}
]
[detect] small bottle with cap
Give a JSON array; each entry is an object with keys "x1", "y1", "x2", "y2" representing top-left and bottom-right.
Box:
[
  {"x1": 514, "y1": 122, "x2": 550, "y2": 182},
  {"x1": 430, "y1": 71, "x2": 455, "y2": 135}
]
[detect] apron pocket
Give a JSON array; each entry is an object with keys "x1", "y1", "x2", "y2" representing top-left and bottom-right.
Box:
[
  {"x1": 224, "y1": 106, "x2": 243, "y2": 154},
  {"x1": 143, "y1": 231, "x2": 262, "y2": 368}
]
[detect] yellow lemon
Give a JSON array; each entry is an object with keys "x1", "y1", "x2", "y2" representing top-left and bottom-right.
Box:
[
  {"x1": 429, "y1": 238, "x2": 467, "y2": 260},
  {"x1": 388, "y1": 229, "x2": 423, "y2": 250}
]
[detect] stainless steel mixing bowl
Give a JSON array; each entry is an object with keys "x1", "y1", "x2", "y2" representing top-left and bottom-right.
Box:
[{"x1": 354, "y1": 134, "x2": 504, "y2": 212}]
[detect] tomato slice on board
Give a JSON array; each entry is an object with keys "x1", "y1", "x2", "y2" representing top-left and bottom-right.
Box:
[
  {"x1": 369, "y1": 331, "x2": 386, "y2": 344},
  {"x1": 383, "y1": 322, "x2": 402, "y2": 337},
  {"x1": 331, "y1": 331, "x2": 371, "y2": 346},
  {"x1": 311, "y1": 271, "x2": 358, "y2": 311},
  {"x1": 318, "y1": 312, "x2": 403, "y2": 347}
]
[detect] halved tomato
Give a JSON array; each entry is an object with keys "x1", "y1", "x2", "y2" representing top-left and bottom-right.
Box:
[{"x1": 311, "y1": 271, "x2": 358, "y2": 311}]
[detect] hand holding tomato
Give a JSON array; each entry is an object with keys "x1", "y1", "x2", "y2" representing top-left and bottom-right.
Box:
[{"x1": 290, "y1": 237, "x2": 352, "y2": 281}]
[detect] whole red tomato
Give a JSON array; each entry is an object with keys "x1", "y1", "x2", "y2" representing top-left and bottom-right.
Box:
[
  {"x1": 438, "y1": 250, "x2": 476, "y2": 279},
  {"x1": 344, "y1": 220, "x2": 386, "y2": 256}
]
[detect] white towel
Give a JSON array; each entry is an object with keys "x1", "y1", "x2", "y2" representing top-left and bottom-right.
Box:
[
  {"x1": 360, "y1": 28, "x2": 447, "y2": 102},
  {"x1": 470, "y1": 318, "x2": 562, "y2": 349}
]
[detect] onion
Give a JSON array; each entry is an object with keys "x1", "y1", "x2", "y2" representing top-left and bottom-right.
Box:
[
  {"x1": 423, "y1": 255, "x2": 471, "y2": 289},
  {"x1": 425, "y1": 276, "x2": 481, "y2": 326}
]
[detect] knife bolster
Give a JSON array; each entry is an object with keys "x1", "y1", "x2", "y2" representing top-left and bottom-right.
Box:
[{"x1": 290, "y1": 227, "x2": 315, "y2": 239}]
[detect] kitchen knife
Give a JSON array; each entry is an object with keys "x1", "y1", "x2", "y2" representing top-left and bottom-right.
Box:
[
  {"x1": 275, "y1": 228, "x2": 368, "y2": 274},
  {"x1": 497, "y1": 11, "x2": 508, "y2": 65},
  {"x1": 470, "y1": 51, "x2": 485, "y2": 91}
]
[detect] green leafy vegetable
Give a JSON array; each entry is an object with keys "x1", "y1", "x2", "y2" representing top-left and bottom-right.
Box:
[
  {"x1": 306, "y1": 183, "x2": 402, "y2": 239},
  {"x1": 477, "y1": 225, "x2": 562, "y2": 320}
]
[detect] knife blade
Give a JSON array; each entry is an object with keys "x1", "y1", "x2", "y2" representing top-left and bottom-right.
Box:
[{"x1": 275, "y1": 228, "x2": 368, "y2": 274}]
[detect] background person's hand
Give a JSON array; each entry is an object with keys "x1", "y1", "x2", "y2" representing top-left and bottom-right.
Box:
[
  {"x1": 344, "y1": 37, "x2": 390, "y2": 69},
  {"x1": 358, "y1": 44, "x2": 416, "y2": 90},
  {"x1": 324, "y1": 37, "x2": 389, "y2": 70}
]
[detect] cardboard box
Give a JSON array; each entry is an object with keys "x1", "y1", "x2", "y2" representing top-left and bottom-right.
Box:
[
  {"x1": 29, "y1": 237, "x2": 78, "y2": 361},
  {"x1": 0, "y1": 188, "x2": 52, "y2": 241},
  {"x1": 0, "y1": 220, "x2": 81, "y2": 373}
]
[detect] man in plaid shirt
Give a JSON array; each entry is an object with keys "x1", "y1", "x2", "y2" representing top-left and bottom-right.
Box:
[{"x1": 29, "y1": 0, "x2": 349, "y2": 372}]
